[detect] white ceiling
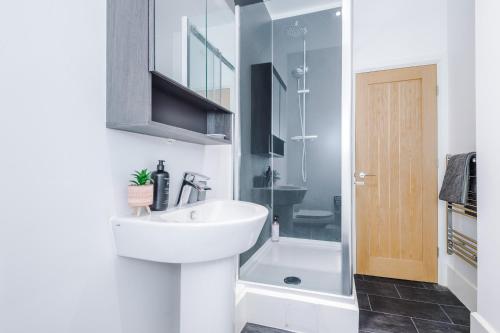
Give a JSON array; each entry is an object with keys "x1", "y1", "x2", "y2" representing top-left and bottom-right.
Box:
[{"x1": 264, "y1": 0, "x2": 342, "y2": 20}]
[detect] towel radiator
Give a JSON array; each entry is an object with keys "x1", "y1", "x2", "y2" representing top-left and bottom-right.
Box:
[{"x1": 446, "y1": 155, "x2": 477, "y2": 267}]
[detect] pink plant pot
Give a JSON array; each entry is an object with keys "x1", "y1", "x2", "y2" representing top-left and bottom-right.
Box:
[{"x1": 128, "y1": 184, "x2": 154, "y2": 207}]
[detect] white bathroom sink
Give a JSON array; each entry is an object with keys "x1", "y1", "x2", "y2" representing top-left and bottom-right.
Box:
[
  {"x1": 111, "y1": 199, "x2": 269, "y2": 263},
  {"x1": 111, "y1": 200, "x2": 268, "y2": 333}
]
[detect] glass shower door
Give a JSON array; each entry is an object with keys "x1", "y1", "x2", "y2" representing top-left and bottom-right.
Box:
[{"x1": 237, "y1": 1, "x2": 350, "y2": 297}]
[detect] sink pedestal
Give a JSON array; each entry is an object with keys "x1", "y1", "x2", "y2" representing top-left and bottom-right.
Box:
[{"x1": 180, "y1": 256, "x2": 237, "y2": 333}]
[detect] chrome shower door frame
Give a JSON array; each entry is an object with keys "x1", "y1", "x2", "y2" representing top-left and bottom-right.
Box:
[
  {"x1": 340, "y1": 0, "x2": 353, "y2": 296},
  {"x1": 233, "y1": 0, "x2": 354, "y2": 297}
]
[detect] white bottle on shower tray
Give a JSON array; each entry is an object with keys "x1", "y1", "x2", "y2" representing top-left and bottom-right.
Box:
[{"x1": 272, "y1": 216, "x2": 280, "y2": 242}]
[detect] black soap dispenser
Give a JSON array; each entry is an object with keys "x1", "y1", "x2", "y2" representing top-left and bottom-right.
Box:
[{"x1": 151, "y1": 160, "x2": 170, "y2": 211}]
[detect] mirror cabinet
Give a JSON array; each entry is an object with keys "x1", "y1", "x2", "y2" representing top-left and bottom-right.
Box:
[
  {"x1": 107, "y1": 0, "x2": 235, "y2": 145},
  {"x1": 151, "y1": 0, "x2": 236, "y2": 111}
]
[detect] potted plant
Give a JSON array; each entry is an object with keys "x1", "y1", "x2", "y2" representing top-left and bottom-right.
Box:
[{"x1": 128, "y1": 169, "x2": 154, "y2": 216}]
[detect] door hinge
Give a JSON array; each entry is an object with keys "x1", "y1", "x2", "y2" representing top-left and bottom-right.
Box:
[
  {"x1": 437, "y1": 247, "x2": 440, "y2": 257},
  {"x1": 436, "y1": 86, "x2": 439, "y2": 96}
]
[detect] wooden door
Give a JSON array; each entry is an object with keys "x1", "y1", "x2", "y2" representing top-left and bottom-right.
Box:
[{"x1": 355, "y1": 65, "x2": 438, "y2": 282}]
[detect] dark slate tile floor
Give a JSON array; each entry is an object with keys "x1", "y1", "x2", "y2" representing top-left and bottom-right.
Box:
[
  {"x1": 241, "y1": 275, "x2": 470, "y2": 333},
  {"x1": 356, "y1": 274, "x2": 470, "y2": 333}
]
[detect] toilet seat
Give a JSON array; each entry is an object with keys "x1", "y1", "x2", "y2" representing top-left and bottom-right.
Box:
[{"x1": 294, "y1": 209, "x2": 333, "y2": 219}]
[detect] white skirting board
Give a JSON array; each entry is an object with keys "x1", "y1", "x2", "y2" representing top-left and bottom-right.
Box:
[
  {"x1": 447, "y1": 264, "x2": 477, "y2": 311},
  {"x1": 235, "y1": 282, "x2": 359, "y2": 333},
  {"x1": 471, "y1": 313, "x2": 499, "y2": 333},
  {"x1": 235, "y1": 284, "x2": 248, "y2": 333}
]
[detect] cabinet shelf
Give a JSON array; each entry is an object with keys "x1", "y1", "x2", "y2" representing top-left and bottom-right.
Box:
[
  {"x1": 107, "y1": 121, "x2": 231, "y2": 145},
  {"x1": 151, "y1": 72, "x2": 232, "y2": 116},
  {"x1": 151, "y1": 72, "x2": 233, "y2": 145}
]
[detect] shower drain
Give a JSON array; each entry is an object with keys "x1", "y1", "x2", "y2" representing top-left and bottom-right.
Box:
[{"x1": 284, "y1": 276, "x2": 301, "y2": 285}]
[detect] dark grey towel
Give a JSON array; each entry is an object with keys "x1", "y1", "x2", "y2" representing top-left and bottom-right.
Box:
[{"x1": 439, "y1": 152, "x2": 476, "y2": 204}]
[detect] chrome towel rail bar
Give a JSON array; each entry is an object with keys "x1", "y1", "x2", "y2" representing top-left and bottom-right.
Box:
[{"x1": 445, "y1": 155, "x2": 477, "y2": 268}]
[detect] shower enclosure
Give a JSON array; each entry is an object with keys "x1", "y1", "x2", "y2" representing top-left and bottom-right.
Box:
[{"x1": 236, "y1": 0, "x2": 352, "y2": 297}]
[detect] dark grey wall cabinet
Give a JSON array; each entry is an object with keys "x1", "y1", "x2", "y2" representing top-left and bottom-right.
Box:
[
  {"x1": 106, "y1": 0, "x2": 233, "y2": 145},
  {"x1": 251, "y1": 63, "x2": 285, "y2": 156}
]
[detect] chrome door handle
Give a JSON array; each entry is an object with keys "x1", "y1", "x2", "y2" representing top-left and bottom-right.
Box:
[{"x1": 358, "y1": 172, "x2": 375, "y2": 179}]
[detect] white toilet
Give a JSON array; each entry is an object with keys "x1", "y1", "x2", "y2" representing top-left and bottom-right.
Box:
[
  {"x1": 293, "y1": 196, "x2": 340, "y2": 227},
  {"x1": 293, "y1": 209, "x2": 334, "y2": 226}
]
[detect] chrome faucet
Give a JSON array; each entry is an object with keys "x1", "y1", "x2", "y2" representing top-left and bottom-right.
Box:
[{"x1": 176, "y1": 172, "x2": 211, "y2": 208}]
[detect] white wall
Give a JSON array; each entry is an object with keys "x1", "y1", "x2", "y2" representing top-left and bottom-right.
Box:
[
  {"x1": 473, "y1": 0, "x2": 500, "y2": 331},
  {"x1": 353, "y1": 0, "x2": 477, "y2": 303},
  {"x1": 445, "y1": 0, "x2": 477, "y2": 311},
  {"x1": 447, "y1": 0, "x2": 476, "y2": 154},
  {"x1": 354, "y1": 0, "x2": 447, "y2": 71},
  {"x1": 0, "y1": 1, "x2": 231, "y2": 332}
]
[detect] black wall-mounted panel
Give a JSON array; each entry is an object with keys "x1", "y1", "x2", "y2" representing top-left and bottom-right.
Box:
[
  {"x1": 251, "y1": 63, "x2": 272, "y2": 155},
  {"x1": 251, "y1": 63, "x2": 285, "y2": 157}
]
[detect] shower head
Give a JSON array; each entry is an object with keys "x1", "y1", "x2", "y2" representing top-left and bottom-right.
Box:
[
  {"x1": 292, "y1": 65, "x2": 309, "y2": 79},
  {"x1": 286, "y1": 20, "x2": 307, "y2": 38}
]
